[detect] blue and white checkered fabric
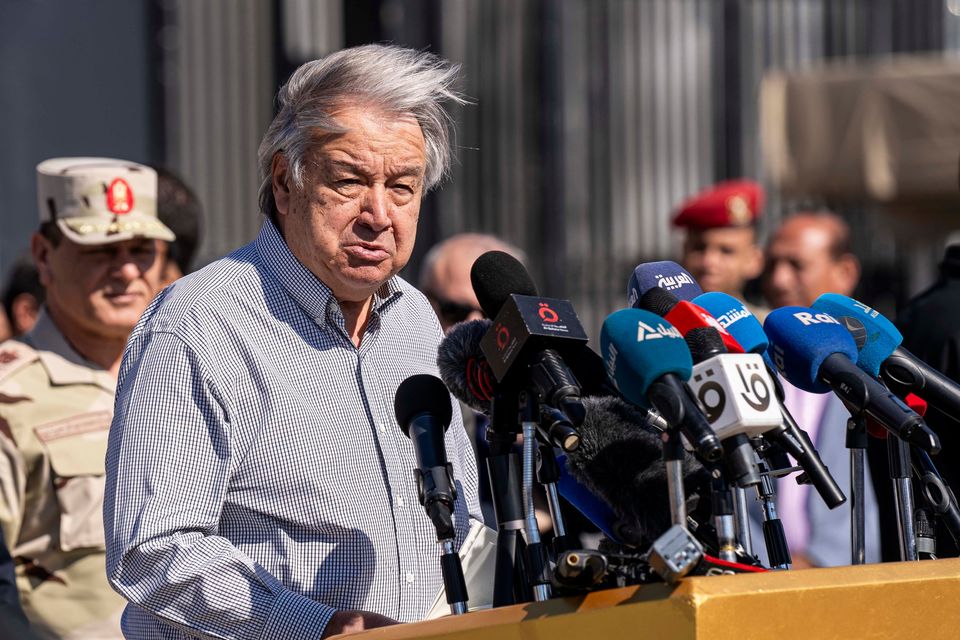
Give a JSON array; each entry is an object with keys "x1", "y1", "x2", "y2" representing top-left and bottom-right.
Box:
[{"x1": 104, "y1": 220, "x2": 481, "y2": 639}]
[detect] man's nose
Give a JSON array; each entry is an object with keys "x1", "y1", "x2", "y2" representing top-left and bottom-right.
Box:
[
  {"x1": 111, "y1": 250, "x2": 149, "y2": 281},
  {"x1": 359, "y1": 186, "x2": 391, "y2": 231},
  {"x1": 767, "y1": 261, "x2": 794, "y2": 291}
]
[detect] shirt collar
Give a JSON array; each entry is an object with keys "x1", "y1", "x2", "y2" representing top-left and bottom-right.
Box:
[
  {"x1": 24, "y1": 309, "x2": 115, "y2": 392},
  {"x1": 254, "y1": 219, "x2": 403, "y2": 327}
]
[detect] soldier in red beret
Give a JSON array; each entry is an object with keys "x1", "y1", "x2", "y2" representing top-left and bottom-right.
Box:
[{"x1": 673, "y1": 179, "x2": 768, "y2": 320}]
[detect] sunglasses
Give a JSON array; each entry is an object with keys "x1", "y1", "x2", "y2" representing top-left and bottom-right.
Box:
[{"x1": 427, "y1": 293, "x2": 484, "y2": 325}]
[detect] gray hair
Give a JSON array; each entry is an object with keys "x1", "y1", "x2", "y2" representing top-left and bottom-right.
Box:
[{"x1": 257, "y1": 44, "x2": 466, "y2": 220}]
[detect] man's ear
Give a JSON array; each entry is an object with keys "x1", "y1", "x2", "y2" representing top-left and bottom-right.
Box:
[
  {"x1": 836, "y1": 254, "x2": 861, "y2": 296},
  {"x1": 271, "y1": 153, "x2": 292, "y2": 218},
  {"x1": 30, "y1": 232, "x2": 54, "y2": 288},
  {"x1": 11, "y1": 293, "x2": 40, "y2": 335},
  {"x1": 743, "y1": 244, "x2": 765, "y2": 280}
]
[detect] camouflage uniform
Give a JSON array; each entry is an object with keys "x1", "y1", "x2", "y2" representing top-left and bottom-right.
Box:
[
  {"x1": 0, "y1": 311, "x2": 125, "y2": 639},
  {"x1": 0, "y1": 157, "x2": 175, "y2": 639}
]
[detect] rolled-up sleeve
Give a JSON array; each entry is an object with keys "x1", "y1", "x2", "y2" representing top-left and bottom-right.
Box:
[{"x1": 104, "y1": 329, "x2": 336, "y2": 639}]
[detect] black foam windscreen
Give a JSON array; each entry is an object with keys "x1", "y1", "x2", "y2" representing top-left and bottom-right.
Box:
[
  {"x1": 684, "y1": 326, "x2": 726, "y2": 362},
  {"x1": 469, "y1": 250, "x2": 538, "y2": 318},
  {"x1": 565, "y1": 395, "x2": 709, "y2": 542},
  {"x1": 394, "y1": 374, "x2": 454, "y2": 435},
  {"x1": 638, "y1": 286, "x2": 679, "y2": 316},
  {"x1": 436, "y1": 319, "x2": 496, "y2": 413}
]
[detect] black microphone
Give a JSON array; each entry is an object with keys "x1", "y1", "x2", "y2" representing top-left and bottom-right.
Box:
[
  {"x1": 437, "y1": 317, "x2": 620, "y2": 413},
  {"x1": 470, "y1": 251, "x2": 587, "y2": 426},
  {"x1": 394, "y1": 374, "x2": 470, "y2": 614},
  {"x1": 437, "y1": 318, "x2": 497, "y2": 414},
  {"x1": 395, "y1": 374, "x2": 458, "y2": 538},
  {"x1": 682, "y1": 327, "x2": 766, "y2": 488}
]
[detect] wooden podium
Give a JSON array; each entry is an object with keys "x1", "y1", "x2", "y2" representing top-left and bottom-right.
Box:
[{"x1": 345, "y1": 559, "x2": 960, "y2": 639}]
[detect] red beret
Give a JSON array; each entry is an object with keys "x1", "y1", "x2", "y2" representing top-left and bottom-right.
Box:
[{"x1": 672, "y1": 179, "x2": 764, "y2": 229}]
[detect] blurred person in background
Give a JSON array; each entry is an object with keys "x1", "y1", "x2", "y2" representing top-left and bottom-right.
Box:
[
  {"x1": 2, "y1": 254, "x2": 45, "y2": 338},
  {"x1": 418, "y1": 232, "x2": 526, "y2": 332},
  {"x1": 756, "y1": 211, "x2": 880, "y2": 568},
  {"x1": 152, "y1": 166, "x2": 204, "y2": 286},
  {"x1": 674, "y1": 179, "x2": 768, "y2": 320},
  {"x1": 0, "y1": 157, "x2": 174, "y2": 639},
  {"x1": 871, "y1": 239, "x2": 960, "y2": 560},
  {"x1": 418, "y1": 232, "x2": 526, "y2": 525}
]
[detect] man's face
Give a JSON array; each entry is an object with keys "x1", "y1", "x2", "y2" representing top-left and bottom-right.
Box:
[
  {"x1": 681, "y1": 226, "x2": 762, "y2": 296},
  {"x1": 33, "y1": 235, "x2": 167, "y2": 340},
  {"x1": 762, "y1": 218, "x2": 856, "y2": 308},
  {"x1": 275, "y1": 104, "x2": 427, "y2": 303},
  {"x1": 426, "y1": 250, "x2": 485, "y2": 332}
]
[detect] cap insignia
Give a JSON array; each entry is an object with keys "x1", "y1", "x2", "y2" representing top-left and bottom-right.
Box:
[
  {"x1": 726, "y1": 194, "x2": 751, "y2": 225},
  {"x1": 106, "y1": 178, "x2": 134, "y2": 215}
]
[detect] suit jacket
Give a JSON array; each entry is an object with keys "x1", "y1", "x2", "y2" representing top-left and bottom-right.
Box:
[
  {"x1": 750, "y1": 392, "x2": 881, "y2": 567},
  {"x1": 873, "y1": 244, "x2": 960, "y2": 559}
]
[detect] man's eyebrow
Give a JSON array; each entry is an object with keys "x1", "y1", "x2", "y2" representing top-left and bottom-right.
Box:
[
  {"x1": 389, "y1": 165, "x2": 425, "y2": 179},
  {"x1": 325, "y1": 160, "x2": 424, "y2": 179}
]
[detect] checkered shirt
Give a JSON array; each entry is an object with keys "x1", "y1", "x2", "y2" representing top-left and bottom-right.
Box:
[{"x1": 104, "y1": 220, "x2": 481, "y2": 639}]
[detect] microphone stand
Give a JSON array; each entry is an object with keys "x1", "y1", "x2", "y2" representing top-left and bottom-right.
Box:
[
  {"x1": 755, "y1": 458, "x2": 792, "y2": 569},
  {"x1": 732, "y1": 486, "x2": 754, "y2": 557},
  {"x1": 535, "y1": 439, "x2": 576, "y2": 555},
  {"x1": 888, "y1": 435, "x2": 919, "y2": 561},
  {"x1": 662, "y1": 427, "x2": 688, "y2": 529},
  {"x1": 520, "y1": 391, "x2": 552, "y2": 602},
  {"x1": 439, "y1": 538, "x2": 469, "y2": 615},
  {"x1": 710, "y1": 473, "x2": 739, "y2": 563},
  {"x1": 846, "y1": 413, "x2": 868, "y2": 565},
  {"x1": 414, "y1": 456, "x2": 469, "y2": 614},
  {"x1": 486, "y1": 390, "x2": 532, "y2": 607},
  {"x1": 912, "y1": 447, "x2": 960, "y2": 548}
]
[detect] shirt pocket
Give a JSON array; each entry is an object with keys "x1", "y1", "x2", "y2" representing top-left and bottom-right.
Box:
[{"x1": 34, "y1": 411, "x2": 111, "y2": 552}]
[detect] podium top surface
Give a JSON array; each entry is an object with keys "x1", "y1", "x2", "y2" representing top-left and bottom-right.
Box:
[{"x1": 341, "y1": 558, "x2": 960, "y2": 640}]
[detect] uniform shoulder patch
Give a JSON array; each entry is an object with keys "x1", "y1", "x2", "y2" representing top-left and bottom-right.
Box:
[{"x1": 0, "y1": 340, "x2": 40, "y2": 385}]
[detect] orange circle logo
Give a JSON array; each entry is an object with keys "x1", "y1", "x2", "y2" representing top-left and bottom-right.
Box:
[{"x1": 538, "y1": 303, "x2": 559, "y2": 323}]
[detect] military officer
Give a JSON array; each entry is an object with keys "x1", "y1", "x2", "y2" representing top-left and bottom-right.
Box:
[
  {"x1": 673, "y1": 179, "x2": 769, "y2": 319},
  {"x1": 0, "y1": 158, "x2": 174, "y2": 638}
]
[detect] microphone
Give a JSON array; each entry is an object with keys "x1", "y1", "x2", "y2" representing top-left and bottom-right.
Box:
[
  {"x1": 682, "y1": 327, "x2": 773, "y2": 488},
  {"x1": 562, "y1": 395, "x2": 710, "y2": 543},
  {"x1": 694, "y1": 292, "x2": 775, "y2": 366},
  {"x1": 600, "y1": 308, "x2": 722, "y2": 462},
  {"x1": 638, "y1": 287, "x2": 744, "y2": 354},
  {"x1": 693, "y1": 291, "x2": 847, "y2": 509},
  {"x1": 627, "y1": 261, "x2": 703, "y2": 307},
  {"x1": 763, "y1": 307, "x2": 941, "y2": 453},
  {"x1": 395, "y1": 374, "x2": 459, "y2": 536},
  {"x1": 435, "y1": 317, "x2": 636, "y2": 547},
  {"x1": 470, "y1": 251, "x2": 587, "y2": 426},
  {"x1": 437, "y1": 318, "x2": 619, "y2": 415},
  {"x1": 437, "y1": 318, "x2": 497, "y2": 413},
  {"x1": 394, "y1": 374, "x2": 469, "y2": 614},
  {"x1": 811, "y1": 293, "x2": 960, "y2": 424}
]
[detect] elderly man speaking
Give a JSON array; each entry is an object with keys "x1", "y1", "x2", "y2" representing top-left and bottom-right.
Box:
[{"x1": 104, "y1": 45, "x2": 482, "y2": 639}]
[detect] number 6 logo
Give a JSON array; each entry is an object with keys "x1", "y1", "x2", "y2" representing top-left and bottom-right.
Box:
[{"x1": 697, "y1": 381, "x2": 726, "y2": 424}]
